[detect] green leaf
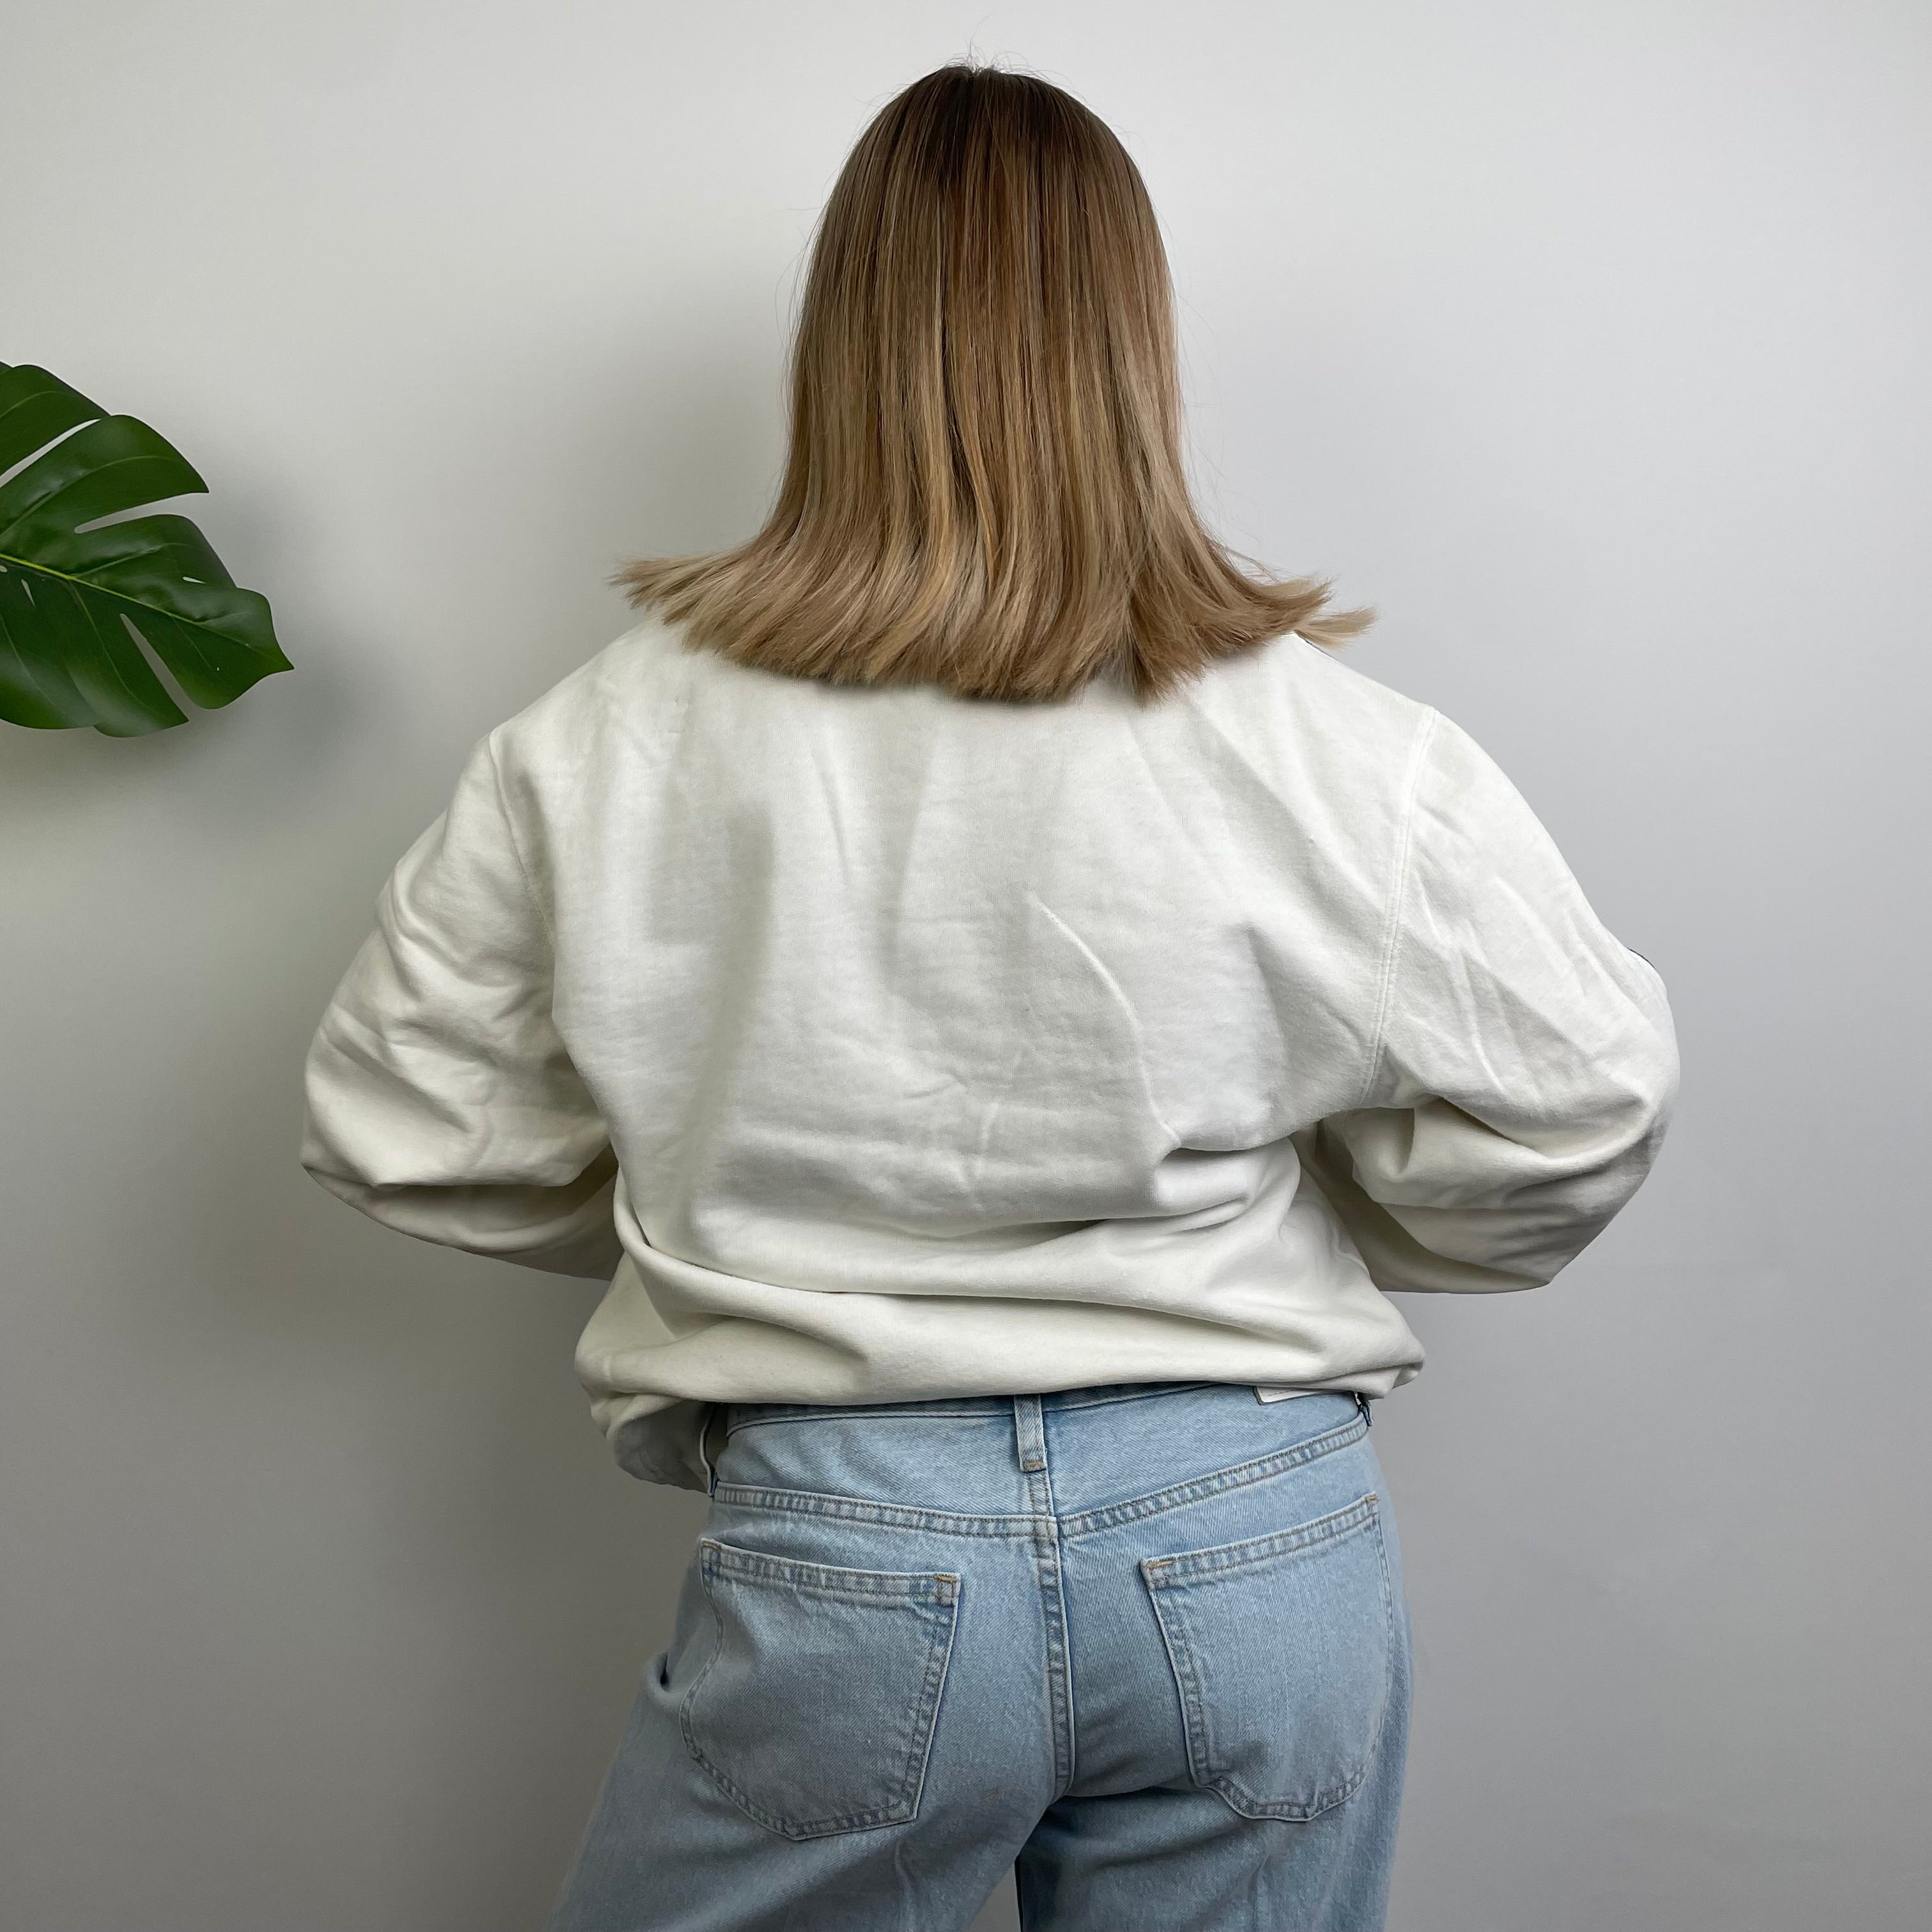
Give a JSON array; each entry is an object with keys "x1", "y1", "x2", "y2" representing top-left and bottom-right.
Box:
[{"x1": 0, "y1": 361, "x2": 291, "y2": 736}]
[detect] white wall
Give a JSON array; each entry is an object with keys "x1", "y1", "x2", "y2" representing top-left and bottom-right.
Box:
[{"x1": 3, "y1": 3, "x2": 1926, "y2": 1928}]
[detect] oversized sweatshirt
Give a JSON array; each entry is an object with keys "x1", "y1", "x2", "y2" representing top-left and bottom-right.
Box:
[{"x1": 300, "y1": 617, "x2": 1680, "y2": 1489}]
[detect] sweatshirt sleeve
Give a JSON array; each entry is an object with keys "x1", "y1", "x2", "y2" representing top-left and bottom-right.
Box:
[
  {"x1": 1291, "y1": 709, "x2": 1680, "y2": 1292},
  {"x1": 299, "y1": 730, "x2": 625, "y2": 1280}
]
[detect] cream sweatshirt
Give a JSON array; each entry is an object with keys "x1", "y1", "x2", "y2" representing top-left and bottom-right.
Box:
[{"x1": 300, "y1": 617, "x2": 1680, "y2": 1489}]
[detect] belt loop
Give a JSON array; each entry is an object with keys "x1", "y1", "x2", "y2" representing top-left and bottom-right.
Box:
[{"x1": 1014, "y1": 1395, "x2": 1048, "y2": 1473}]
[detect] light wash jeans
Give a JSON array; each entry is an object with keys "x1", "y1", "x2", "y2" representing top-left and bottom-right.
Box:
[{"x1": 544, "y1": 1382, "x2": 1413, "y2": 1932}]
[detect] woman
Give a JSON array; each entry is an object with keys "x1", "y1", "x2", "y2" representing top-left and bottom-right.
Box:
[{"x1": 300, "y1": 62, "x2": 1678, "y2": 1932}]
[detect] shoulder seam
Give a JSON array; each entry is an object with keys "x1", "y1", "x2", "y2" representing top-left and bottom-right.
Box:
[{"x1": 1357, "y1": 705, "x2": 1439, "y2": 1110}]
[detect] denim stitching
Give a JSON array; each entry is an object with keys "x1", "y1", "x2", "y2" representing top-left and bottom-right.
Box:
[
  {"x1": 1137, "y1": 1491, "x2": 1380, "y2": 1581},
  {"x1": 1357, "y1": 1509, "x2": 1399, "y2": 1786},
  {"x1": 905, "y1": 1574, "x2": 963, "y2": 1821},
  {"x1": 701, "y1": 1540, "x2": 959, "y2": 1600},
  {"x1": 678, "y1": 1542, "x2": 962, "y2": 1838},
  {"x1": 1015, "y1": 1397, "x2": 1077, "y2": 1795},
  {"x1": 1145, "y1": 1562, "x2": 1211, "y2": 1797},
  {"x1": 710, "y1": 1483, "x2": 1047, "y2": 1537},
  {"x1": 1056, "y1": 1411, "x2": 1368, "y2": 1541},
  {"x1": 708, "y1": 1411, "x2": 1367, "y2": 1542},
  {"x1": 1139, "y1": 1495, "x2": 1397, "y2": 1820}
]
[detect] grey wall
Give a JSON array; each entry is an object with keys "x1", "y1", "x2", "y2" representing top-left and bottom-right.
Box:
[{"x1": 3, "y1": 3, "x2": 1925, "y2": 1928}]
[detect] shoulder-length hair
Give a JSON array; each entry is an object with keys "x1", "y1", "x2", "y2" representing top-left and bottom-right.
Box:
[{"x1": 614, "y1": 62, "x2": 1371, "y2": 706}]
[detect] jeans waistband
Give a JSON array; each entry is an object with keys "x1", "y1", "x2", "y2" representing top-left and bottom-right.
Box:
[{"x1": 700, "y1": 1383, "x2": 1372, "y2": 1495}]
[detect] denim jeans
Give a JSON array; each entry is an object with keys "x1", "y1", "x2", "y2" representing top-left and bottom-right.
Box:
[{"x1": 544, "y1": 1382, "x2": 1413, "y2": 1932}]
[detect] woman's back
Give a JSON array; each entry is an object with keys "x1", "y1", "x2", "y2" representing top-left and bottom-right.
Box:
[{"x1": 301, "y1": 608, "x2": 1676, "y2": 1487}]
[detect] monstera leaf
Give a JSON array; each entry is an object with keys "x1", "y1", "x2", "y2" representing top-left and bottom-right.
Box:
[{"x1": 0, "y1": 362, "x2": 290, "y2": 736}]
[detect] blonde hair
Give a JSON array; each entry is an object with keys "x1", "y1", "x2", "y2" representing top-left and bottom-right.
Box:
[{"x1": 615, "y1": 62, "x2": 1371, "y2": 705}]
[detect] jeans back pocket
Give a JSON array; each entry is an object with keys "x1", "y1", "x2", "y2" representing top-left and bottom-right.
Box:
[
  {"x1": 680, "y1": 1538, "x2": 961, "y2": 1839},
  {"x1": 1140, "y1": 1491, "x2": 1395, "y2": 1820}
]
